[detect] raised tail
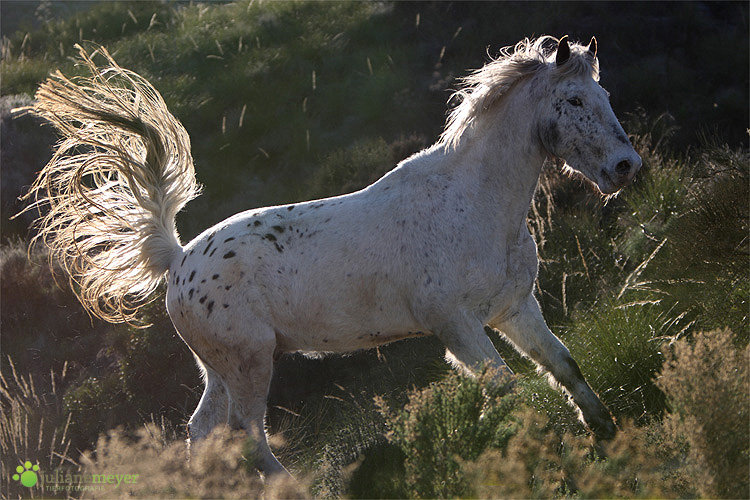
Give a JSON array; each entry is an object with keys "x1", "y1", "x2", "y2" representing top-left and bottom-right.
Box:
[{"x1": 20, "y1": 45, "x2": 201, "y2": 324}]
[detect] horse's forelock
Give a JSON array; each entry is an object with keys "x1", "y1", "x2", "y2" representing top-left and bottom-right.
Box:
[{"x1": 440, "y1": 36, "x2": 599, "y2": 150}]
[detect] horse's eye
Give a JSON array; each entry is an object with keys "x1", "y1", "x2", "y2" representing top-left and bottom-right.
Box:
[{"x1": 567, "y1": 97, "x2": 583, "y2": 107}]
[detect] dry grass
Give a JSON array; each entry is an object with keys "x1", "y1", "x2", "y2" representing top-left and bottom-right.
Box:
[
  {"x1": 657, "y1": 328, "x2": 750, "y2": 499},
  {"x1": 0, "y1": 357, "x2": 76, "y2": 500},
  {"x1": 76, "y1": 425, "x2": 308, "y2": 499}
]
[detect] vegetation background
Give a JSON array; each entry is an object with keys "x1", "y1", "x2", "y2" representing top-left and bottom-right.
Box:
[{"x1": 1, "y1": 1, "x2": 747, "y2": 498}]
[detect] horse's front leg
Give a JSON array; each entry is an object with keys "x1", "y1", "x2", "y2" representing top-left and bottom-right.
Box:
[
  {"x1": 492, "y1": 295, "x2": 616, "y2": 440},
  {"x1": 436, "y1": 310, "x2": 515, "y2": 382}
]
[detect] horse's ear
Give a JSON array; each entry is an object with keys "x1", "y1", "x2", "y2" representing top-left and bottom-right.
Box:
[
  {"x1": 587, "y1": 36, "x2": 598, "y2": 59},
  {"x1": 556, "y1": 35, "x2": 570, "y2": 66}
]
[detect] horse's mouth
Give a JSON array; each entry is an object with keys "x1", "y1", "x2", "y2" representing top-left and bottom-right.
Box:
[{"x1": 598, "y1": 169, "x2": 628, "y2": 194}]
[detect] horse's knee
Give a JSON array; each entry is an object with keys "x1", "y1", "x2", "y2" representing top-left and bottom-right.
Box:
[
  {"x1": 187, "y1": 373, "x2": 230, "y2": 442},
  {"x1": 187, "y1": 410, "x2": 215, "y2": 443}
]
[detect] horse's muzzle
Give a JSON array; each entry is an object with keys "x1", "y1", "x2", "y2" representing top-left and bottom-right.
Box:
[{"x1": 600, "y1": 152, "x2": 642, "y2": 193}]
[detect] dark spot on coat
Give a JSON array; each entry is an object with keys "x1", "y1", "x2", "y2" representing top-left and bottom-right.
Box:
[
  {"x1": 539, "y1": 120, "x2": 560, "y2": 153},
  {"x1": 272, "y1": 225, "x2": 285, "y2": 233},
  {"x1": 264, "y1": 233, "x2": 277, "y2": 242},
  {"x1": 223, "y1": 304, "x2": 229, "y2": 308},
  {"x1": 212, "y1": 274, "x2": 220, "y2": 280},
  {"x1": 274, "y1": 242, "x2": 283, "y2": 253},
  {"x1": 181, "y1": 255, "x2": 187, "y2": 266},
  {"x1": 199, "y1": 295, "x2": 207, "y2": 304},
  {"x1": 203, "y1": 240, "x2": 213, "y2": 255},
  {"x1": 224, "y1": 237, "x2": 235, "y2": 243},
  {"x1": 223, "y1": 251, "x2": 236, "y2": 259},
  {"x1": 189, "y1": 270, "x2": 196, "y2": 282},
  {"x1": 225, "y1": 285, "x2": 232, "y2": 290},
  {"x1": 210, "y1": 248, "x2": 217, "y2": 257},
  {"x1": 253, "y1": 220, "x2": 262, "y2": 227},
  {"x1": 287, "y1": 205, "x2": 295, "y2": 211},
  {"x1": 188, "y1": 289, "x2": 194, "y2": 299},
  {"x1": 206, "y1": 301, "x2": 214, "y2": 316}
]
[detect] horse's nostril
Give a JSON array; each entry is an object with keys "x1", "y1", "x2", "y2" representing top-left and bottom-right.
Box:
[{"x1": 615, "y1": 160, "x2": 631, "y2": 176}]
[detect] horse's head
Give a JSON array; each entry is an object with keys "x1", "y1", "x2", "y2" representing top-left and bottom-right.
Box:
[{"x1": 538, "y1": 36, "x2": 641, "y2": 194}]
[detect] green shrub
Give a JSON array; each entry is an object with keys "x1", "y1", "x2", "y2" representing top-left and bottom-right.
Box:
[
  {"x1": 563, "y1": 300, "x2": 687, "y2": 420},
  {"x1": 358, "y1": 330, "x2": 749, "y2": 499},
  {"x1": 63, "y1": 374, "x2": 128, "y2": 452},
  {"x1": 616, "y1": 141, "x2": 748, "y2": 335},
  {"x1": 0, "y1": 241, "x2": 109, "y2": 373},
  {"x1": 373, "y1": 367, "x2": 518, "y2": 498}
]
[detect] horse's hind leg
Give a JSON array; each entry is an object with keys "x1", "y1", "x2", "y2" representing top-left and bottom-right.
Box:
[
  {"x1": 187, "y1": 361, "x2": 231, "y2": 443},
  {"x1": 213, "y1": 327, "x2": 289, "y2": 477},
  {"x1": 493, "y1": 295, "x2": 616, "y2": 440}
]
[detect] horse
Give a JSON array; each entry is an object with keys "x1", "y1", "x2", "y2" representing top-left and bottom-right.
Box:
[{"x1": 22, "y1": 35, "x2": 641, "y2": 476}]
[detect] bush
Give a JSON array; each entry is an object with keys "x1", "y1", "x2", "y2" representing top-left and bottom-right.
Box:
[
  {"x1": 657, "y1": 329, "x2": 749, "y2": 499},
  {"x1": 617, "y1": 142, "x2": 749, "y2": 337},
  {"x1": 77, "y1": 425, "x2": 308, "y2": 499},
  {"x1": 350, "y1": 328, "x2": 749, "y2": 499},
  {"x1": 467, "y1": 410, "x2": 680, "y2": 499},
  {"x1": 370, "y1": 367, "x2": 517, "y2": 498}
]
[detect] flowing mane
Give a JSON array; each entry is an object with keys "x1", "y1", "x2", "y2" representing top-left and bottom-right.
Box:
[{"x1": 440, "y1": 36, "x2": 600, "y2": 150}]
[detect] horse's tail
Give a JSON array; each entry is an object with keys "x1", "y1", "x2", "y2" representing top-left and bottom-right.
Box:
[{"x1": 20, "y1": 45, "x2": 201, "y2": 324}]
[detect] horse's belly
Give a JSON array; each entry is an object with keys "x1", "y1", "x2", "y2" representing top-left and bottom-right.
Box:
[
  {"x1": 275, "y1": 325, "x2": 430, "y2": 353},
  {"x1": 264, "y1": 260, "x2": 428, "y2": 352}
]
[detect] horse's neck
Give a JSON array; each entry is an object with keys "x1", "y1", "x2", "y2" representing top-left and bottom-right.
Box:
[{"x1": 441, "y1": 98, "x2": 546, "y2": 237}]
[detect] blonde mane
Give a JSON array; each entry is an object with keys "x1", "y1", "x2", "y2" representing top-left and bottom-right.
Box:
[{"x1": 440, "y1": 36, "x2": 600, "y2": 150}]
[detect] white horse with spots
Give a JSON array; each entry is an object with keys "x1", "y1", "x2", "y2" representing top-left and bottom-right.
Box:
[{"x1": 24, "y1": 36, "x2": 640, "y2": 476}]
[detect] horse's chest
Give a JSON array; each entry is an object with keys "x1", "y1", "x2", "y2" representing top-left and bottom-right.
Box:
[{"x1": 479, "y1": 232, "x2": 538, "y2": 320}]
